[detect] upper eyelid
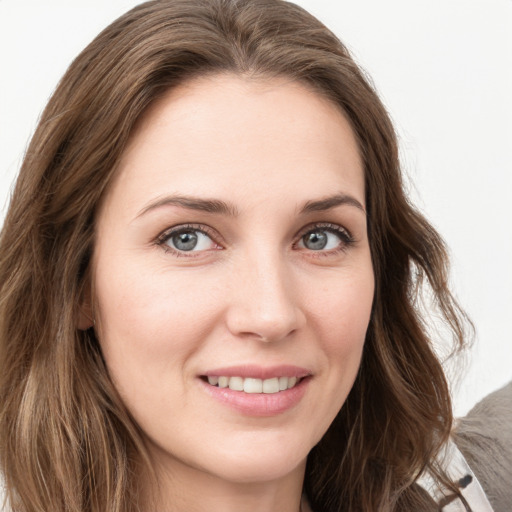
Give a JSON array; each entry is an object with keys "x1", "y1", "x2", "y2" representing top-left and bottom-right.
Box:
[
  {"x1": 294, "y1": 222, "x2": 353, "y2": 240},
  {"x1": 156, "y1": 223, "x2": 220, "y2": 243}
]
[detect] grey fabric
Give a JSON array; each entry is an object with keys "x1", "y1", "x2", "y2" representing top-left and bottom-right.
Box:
[{"x1": 453, "y1": 381, "x2": 512, "y2": 512}]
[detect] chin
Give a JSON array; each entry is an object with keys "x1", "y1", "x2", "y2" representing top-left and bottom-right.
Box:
[
  {"x1": 208, "y1": 457, "x2": 306, "y2": 485},
  {"x1": 197, "y1": 436, "x2": 310, "y2": 484}
]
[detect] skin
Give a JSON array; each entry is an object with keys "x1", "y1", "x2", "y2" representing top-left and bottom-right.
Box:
[{"x1": 88, "y1": 74, "x2": 375, "y2": 512}]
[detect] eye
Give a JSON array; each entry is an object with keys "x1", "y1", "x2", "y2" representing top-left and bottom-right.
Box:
[
  {"x1": 158, "y1": 225, "x2": 220, "y2": 254},
  {"x1": 296, "y1": 224, "x2": 353, "y2": 252}
]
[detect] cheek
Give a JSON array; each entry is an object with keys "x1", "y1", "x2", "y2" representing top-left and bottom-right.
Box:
[
  {"x1": 310, "y1": 266, "x2": 374, "y2": 340},
  {"x1": 93, "y1": 261, "x2": 214, "y2": 388},
  {"x1": 95, "y1": 257, "x2": 212, "y2": 339},
  {"x1": 92, "y1": 267, "x2": 211, "y2": 426},
  {"x1": 310, "y1": 269, "x2": 374, "y2": 391}
]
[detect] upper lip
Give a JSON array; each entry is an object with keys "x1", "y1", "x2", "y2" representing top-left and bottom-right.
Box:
[{"x1": 201, "y1": 364, "x2": 311, "y2": 380}]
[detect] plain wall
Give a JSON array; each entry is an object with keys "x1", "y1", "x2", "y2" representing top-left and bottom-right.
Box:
[{"x1": 0, "y1": 0, "x2": 511, "y2": 416}]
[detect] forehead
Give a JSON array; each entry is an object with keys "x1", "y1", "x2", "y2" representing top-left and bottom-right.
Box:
[{"x1": 106, "y1": 74, "x2": 365, "y2": 216}]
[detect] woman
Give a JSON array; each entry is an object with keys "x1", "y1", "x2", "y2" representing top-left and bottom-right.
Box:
[{"x1": 0, "y1": 1, "x2": 498, "y2": 510}]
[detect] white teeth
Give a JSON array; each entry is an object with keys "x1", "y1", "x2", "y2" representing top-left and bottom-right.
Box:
[
  {"x1": 243, "y1": 378, "x2": 263, "y2": 394},
  {"x1": 206, "y1": 375, "x2": 302, "y2": 393},
  {"x1": 228, "y1": 376, "x2": 244, "y2": 391},
  {"x1": 262, "y1": 377, "x2": 280, "y2": 394}
]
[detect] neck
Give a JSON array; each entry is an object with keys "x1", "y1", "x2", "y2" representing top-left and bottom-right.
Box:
[{"x1": 142, "y1": 447, "x2": 306, "y2": 512}]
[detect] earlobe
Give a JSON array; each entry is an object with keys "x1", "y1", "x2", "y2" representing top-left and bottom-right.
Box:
[
  {"x1": 77, "y1": 303, "x2": 94, "y2": 330},
  {"x1": 77, "y1": 279, "x2": 95, "y2": 330}
]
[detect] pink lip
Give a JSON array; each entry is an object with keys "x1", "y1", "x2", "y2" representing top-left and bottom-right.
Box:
[
  {"x1": 198, "y1": 365, "x2": 312, "y2": 417},
  {"x1": 202, "y1": 364, "x2": 311, "y2": 380}
]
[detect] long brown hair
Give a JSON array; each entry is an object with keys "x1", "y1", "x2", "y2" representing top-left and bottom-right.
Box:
[{"x1": 0, "y1": 1, "x2": 469, "y2": 510}]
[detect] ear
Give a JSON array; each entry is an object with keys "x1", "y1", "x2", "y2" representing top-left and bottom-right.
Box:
[
  {"x1": 77, "y1": 304, "x2": 94, "y2": 330},
  {"x1": 77, "y1": 281, "x2": 94, "y2": 330}
]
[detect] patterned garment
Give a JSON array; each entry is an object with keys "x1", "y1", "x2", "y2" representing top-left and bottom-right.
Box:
[{"x1": 417, "y1": 437, "x2": 495, "y2": 511}]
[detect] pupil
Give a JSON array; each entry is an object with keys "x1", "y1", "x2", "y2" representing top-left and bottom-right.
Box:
[
  {"x1": 304, "y1": 231, "x2": 327, "y2": 250},
  {"x1": 173, "y1": 231, "x2": 198, "y2": 251}
]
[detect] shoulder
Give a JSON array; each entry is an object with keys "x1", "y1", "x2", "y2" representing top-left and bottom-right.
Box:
[
  {"x1": 0, "y1": 478, "x2": 9, "y2": 512},
  {"x1": 417, "y1": 382, "x2": 511, "y2": 511},
  {"x1": 453, "y1": 381, "x2": 512, "y2": 512}
]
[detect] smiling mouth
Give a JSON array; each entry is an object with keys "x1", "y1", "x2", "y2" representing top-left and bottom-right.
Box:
[{"x1": 202, "y1": 375, "x2": 303, "y2": 394}]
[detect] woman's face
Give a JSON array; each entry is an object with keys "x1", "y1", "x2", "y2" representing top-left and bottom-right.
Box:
[{"x1": 91, "y1": 75, "x2": 374, "y2": 486}]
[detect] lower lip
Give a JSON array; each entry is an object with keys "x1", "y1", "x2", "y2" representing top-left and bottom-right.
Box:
[{"x1": 199, "y1": 377, "x2": 310, "y2": 417}]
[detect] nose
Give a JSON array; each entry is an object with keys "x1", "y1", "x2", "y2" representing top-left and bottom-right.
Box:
[{"x1": 224, "y1": 249, "x2": 306, "y2": 343}]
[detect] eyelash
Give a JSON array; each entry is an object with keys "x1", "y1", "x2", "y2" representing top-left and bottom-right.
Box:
[
  {"x1": 155, "y1": 222, "x2": 355, "y2": 257},
  {"x1": 294, "y1": 223, "x2": 355, "y2": 256},
  {"x1": 156, "y1": 223, "x2": 220, "y2": 257}
]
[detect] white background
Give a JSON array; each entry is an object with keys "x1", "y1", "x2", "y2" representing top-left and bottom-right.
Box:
[{"x1": 0, "y1": 0, "x2": 511, "y2": 416}]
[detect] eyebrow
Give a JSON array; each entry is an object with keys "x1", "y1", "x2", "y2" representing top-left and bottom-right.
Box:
[
  {"x1": 299, "y1": 193, "x2": 366, "y2": 215},
  {"x1": 136, "y1": 195, "x2": 240, "y2": 218},
  {"x1": 136, "y1": 192, "x2": 365, "y2": 219}
]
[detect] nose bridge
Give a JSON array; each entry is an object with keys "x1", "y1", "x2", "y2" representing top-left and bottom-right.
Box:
[{"x1": 226, "y1": 244, "x2": 304, "y2": 342}]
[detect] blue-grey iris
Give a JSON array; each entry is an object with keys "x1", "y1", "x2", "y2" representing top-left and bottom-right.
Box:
[
  {"x1": 303, "y1": 231, "x2": 328, "y2": 250},
  {"x1": 173, "y1": 232, "x2": 198, "y2": 251}
]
